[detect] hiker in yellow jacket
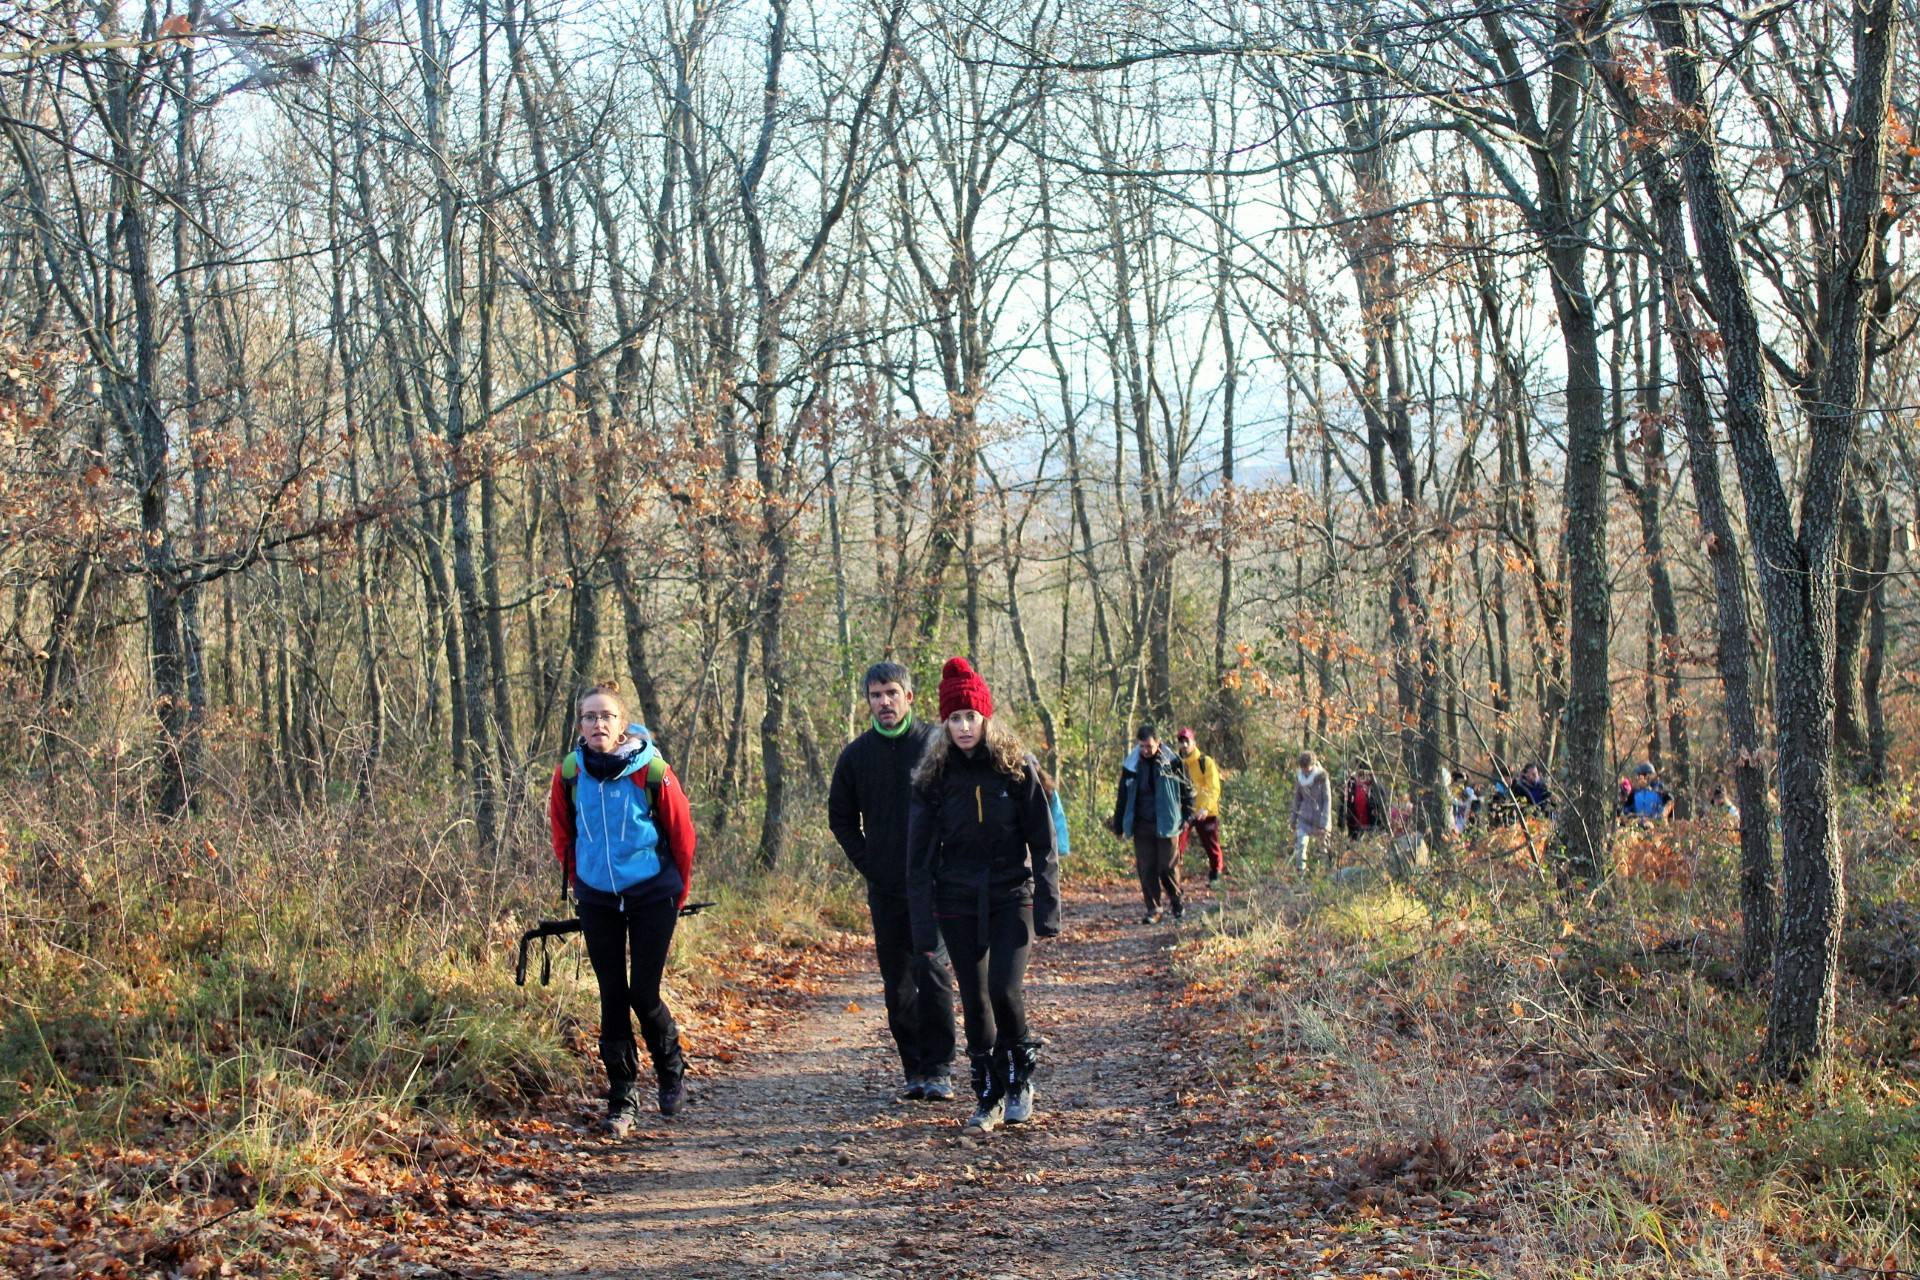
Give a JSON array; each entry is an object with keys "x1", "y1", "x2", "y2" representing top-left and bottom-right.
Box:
[{"x1": 1175, "y1": 728, "x2": 1227, "y2": 882}]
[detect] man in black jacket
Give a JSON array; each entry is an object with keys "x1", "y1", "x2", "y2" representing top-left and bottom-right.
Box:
[{"x1": 828, "y1": 662, "x2": 957, "y2": 1101}]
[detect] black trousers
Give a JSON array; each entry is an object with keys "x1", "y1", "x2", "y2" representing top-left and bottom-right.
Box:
[
  {"x1": 867, "y1": 884, "x2": 957, "y2": 1077},
  {"x1": 577, "y1": 895, "x2": 679, "y2": 1063},
  {"x1": 937, "y1": 899, "x2": 1033, "y2": 1055},
  {"x1": 1133, "y1": 828, "x2": 1182, "y2": 912}
]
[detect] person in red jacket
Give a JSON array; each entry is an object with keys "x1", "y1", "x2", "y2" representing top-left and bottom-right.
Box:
[
  {"x1": 548, "y1": 680, "x2": 698, "y2": 1135},
  {"x1": 1341, "y1": 762, "x2": 1387, "y2": 841}
]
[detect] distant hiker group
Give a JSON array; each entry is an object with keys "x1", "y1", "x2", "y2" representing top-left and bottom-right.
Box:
[{"x1": 1326, "y1": 755, "x2": 1689, "y2": 845}]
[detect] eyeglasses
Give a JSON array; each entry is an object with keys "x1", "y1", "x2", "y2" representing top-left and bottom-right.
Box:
[{"x1": 580, "y1": 711, "x2": 621, "y2": 724}]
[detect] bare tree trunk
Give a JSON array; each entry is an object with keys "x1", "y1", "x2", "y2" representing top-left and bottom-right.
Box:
[
  {"x1": 98, "y1": 35, "x2": 192, "y2": 814},
  {"x1": 1474, "y1": 253, "x2": 1566, "y2": 763},
  {"x1": 1834, "y1": 481, "x2": 1877, "y2": 775},
  {"x1": 1470, "y1": 4, "x2": 1616, "y2": 882},
  {"x1": 471, "y1": 23, "x2": 517, "y2": 786},
  {"x1": 350, "y1": 126, "x2": 469, "y2": 777},
  {"x1": 169, "y1": 39, "x2": 210, "y2": 809},
  {"x1": 731, "y1": 0, "x2": 899, "y2": 867},
  {"x1": 1208, "y1": 180, "x2": 1245, "y2": 766},
  {"x1": 1861, "y1": 496, "x2": 1891, "y2": 787},
  {"x1": 1597, "y1": 25, "x2": 1777, "y2": 985},
  {"x1": 718, "y1": 623, "x2": 753, "y2": 807},
  {"x1": 612, "y1": 566, "x2": 671, "y2": 758},
  {"x1": 988, "y1": 467, "x2": 1059, "y2": 770},
  {"x1": 1611, "y1": 251, "x2": 1691, "y2": 809},
  {"x1": 1091, "y1": 108, "x2": 1175, "y2": 723},
  {"x1": 326, "y1": 88, "x2": 386, "y2": 798},
  {"x1": 1035, "y1": 111, "x2": 1119, "y2": 699},
  {"x1": 416, "y1": 0, "x2": 498, "y2": 851},
  {"x1": 37, "y1": 558, "x2": 94, "y2": 762},
  {"x1": 823, "y1": 419, "x2": 858, "y2": 739},
  {"x1": 1651, "y1": 0, "x2": 1899, "y2": 1075}
]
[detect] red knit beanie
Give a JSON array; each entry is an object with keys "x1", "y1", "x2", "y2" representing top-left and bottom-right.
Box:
[{"x1": 937, "y1": 656, "x2": 994, "y2": 722}]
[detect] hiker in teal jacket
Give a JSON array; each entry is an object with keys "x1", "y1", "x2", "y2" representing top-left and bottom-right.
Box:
[{"x1": 1107, "y1": 723, "x2": 1194, "y2": 923}]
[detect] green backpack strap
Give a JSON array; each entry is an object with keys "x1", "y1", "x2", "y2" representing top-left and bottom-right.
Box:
[{"x1": 642, "y1": 756, "x2": 674, "y2": 862}]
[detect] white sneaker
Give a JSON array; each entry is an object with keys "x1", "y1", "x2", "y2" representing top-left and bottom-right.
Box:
[{"x1": 964, "y1": 1097, "x2": 1005, "y2": 1132}]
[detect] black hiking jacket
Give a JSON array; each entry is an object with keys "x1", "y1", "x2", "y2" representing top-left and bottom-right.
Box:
[
  {"x1": 906, "y1": 743, "x2": 1061, "y2": 953},
  {"x1": 827, "y1": 716, "x2": 939, "y2": 892}
]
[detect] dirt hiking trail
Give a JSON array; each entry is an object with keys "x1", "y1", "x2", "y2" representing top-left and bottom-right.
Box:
[{"x1": 475, "y1": 884, "x2": 1252, "y2": 1279}]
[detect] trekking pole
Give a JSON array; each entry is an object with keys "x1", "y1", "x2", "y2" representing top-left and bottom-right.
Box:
[{"x1": 515, "y1": 899, "x2": 718, "y2": 987}]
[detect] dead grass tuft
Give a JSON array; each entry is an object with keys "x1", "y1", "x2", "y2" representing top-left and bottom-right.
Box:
[
  {"x1": 0, "y1": 771, "x2": 864, "y2": 1276},
  {"x1": 1167, "y1": 816, "x2": 1920, "y2": 1278}
]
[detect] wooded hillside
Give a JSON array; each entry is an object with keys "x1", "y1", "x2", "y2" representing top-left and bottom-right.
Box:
[{"x1": 4, "y1": 0, "x2": 1919, "y2": 1089}]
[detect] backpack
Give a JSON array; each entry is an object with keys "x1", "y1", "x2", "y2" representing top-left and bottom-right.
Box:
[
  {"x1": 1631, "y1": 785, "x2": 1666, "y2": 819},
  {"x1": 561, "y1": 749, "x2": 669, "y2": 809}
]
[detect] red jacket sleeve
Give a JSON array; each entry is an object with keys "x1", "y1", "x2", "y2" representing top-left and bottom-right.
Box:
[
  {"x1": 548, "y1": 764, "x2": 575, "y2": 886},
  {"x1": 653, "y1": 763, "x2": 697, "y2": 908}
]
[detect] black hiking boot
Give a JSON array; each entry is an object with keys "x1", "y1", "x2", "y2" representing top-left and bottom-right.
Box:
[
  {"x1": 646, "y1": 1020, "x2": 688, "y2": 1117},
  {"x1": 599, "y1": 1036, "x2": 641, "y2": 1136},
  {"x1": 963, "y1": 1049, "x2": 1006, "y2": 1133},
  {"x1": 898, "y1": 1078, "x2": 928, "y2": 1102},
  {"x1": 1003, "y1": 1040, "x2": 1042, "y2": 1124}
]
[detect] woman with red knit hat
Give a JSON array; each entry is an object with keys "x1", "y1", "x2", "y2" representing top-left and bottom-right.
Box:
[{"x1": 907, "y1": 657, "x2": 1061, "y2": 1133}]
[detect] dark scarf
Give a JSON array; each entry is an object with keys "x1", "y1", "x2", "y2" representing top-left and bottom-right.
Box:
[{"x1": 578, "y1": 739, "x2": 636, "y2": 781}]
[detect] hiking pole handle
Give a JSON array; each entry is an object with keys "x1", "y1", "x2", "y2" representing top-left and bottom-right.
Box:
[
  {"x1": 514, "y1": 919, "x2": 585, "y2": 987},
  {"x1": 514, "y1": 930, "x2": 535, "y2": 987}
]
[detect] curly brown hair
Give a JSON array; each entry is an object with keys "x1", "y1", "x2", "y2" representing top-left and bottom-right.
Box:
[{"x1": 912, "y1": 715, "x2": 1029, "y2": 794}]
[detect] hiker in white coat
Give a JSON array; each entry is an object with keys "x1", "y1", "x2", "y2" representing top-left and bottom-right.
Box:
[{"x1": 1290, "y1": 751, "x2": 1333, "y2": 874}]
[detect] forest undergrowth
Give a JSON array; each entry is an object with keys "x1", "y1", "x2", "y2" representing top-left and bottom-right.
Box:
[
  {"x1": 6, "y1": 757, "x2": 1919, "y2": 1278},
  {"x1": 0, "y1": 762, "x2": 867, "y2": 1279},
  {"x1": 1170, "y1": 794, "x2": 1920, "y2": 1278}
]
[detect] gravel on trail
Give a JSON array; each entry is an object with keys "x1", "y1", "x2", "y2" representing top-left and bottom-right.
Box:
[{"x1": 475, "y1": 884, "x2": 1256, "y2": 1280}]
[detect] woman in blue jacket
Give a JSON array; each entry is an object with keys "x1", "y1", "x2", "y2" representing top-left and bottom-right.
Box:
[{"x1": 548, "y1": 681, "x2": 699, "y2": 1135}]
